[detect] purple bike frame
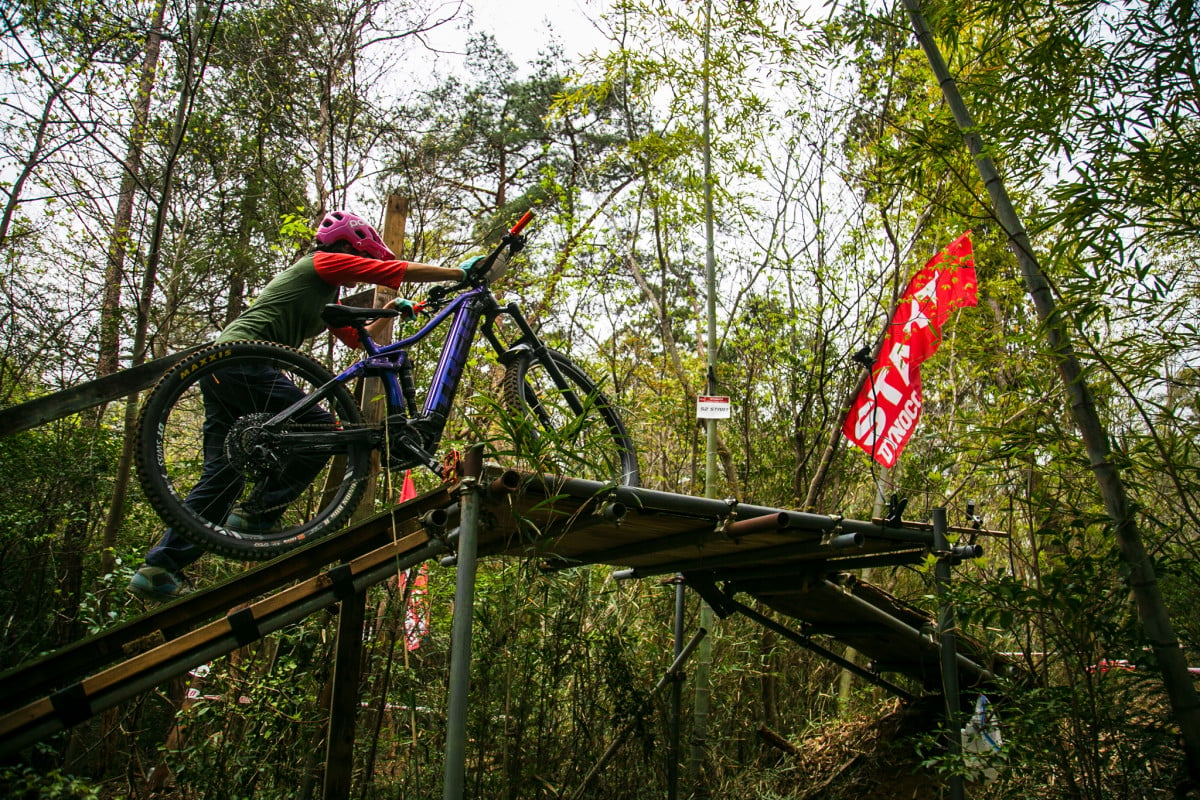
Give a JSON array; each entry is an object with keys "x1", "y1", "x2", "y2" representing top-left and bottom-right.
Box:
[{"x1": 332, "y1": 285, "x2": 487, "y2": 429}]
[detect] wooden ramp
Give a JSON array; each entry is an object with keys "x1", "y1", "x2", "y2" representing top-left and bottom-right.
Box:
[
  {"x1": 0, "y1": 486, "x2": 453, "y2": 757},
  {"x1": 0, "y1": 465, "x2": 1007, "y2": 758},
  {"x1": 471, "y1": 469, "x2": 1006, "y2": 693}
]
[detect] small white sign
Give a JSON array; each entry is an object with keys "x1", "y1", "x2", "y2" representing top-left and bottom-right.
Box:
[{"x1": 697, "y1": 395, "x2": 731, "y2": 419}]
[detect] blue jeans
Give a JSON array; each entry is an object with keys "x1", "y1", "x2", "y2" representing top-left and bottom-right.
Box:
[{"x1": 145, "y1": 362, "x2": 333, "y2": 571}]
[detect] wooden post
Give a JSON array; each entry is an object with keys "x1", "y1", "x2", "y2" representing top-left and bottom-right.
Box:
[
  {"x1": 381, "y1": 195, "x2": 408, "y2": 257},
  {"x1": 351, "y1": 195, "x2": 409, "y2": 521},
  {"x1": 323, "y1": 591, "x2": 368, "y2": 800},
  {"x1": 321, "y1": 197, "x2": 409, "y2": 799}
]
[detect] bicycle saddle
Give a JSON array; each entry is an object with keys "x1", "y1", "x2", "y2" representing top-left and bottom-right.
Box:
[{"x1": 321, "y1": 303, "x2": 400, "y2": 328}]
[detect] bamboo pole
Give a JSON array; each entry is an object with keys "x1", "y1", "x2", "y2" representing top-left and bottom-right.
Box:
[{"x1": 691, "y1": 0, "x2": 718, "y2": 793}]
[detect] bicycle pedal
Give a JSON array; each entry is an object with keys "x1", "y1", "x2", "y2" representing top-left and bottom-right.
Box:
[{"x1": 442, "y1": 449, "x2": 461, "y2": 482}]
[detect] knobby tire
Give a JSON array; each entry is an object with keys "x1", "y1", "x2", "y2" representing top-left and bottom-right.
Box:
[
  {"x1": 501, "y1": 348, "x2": 640, "y2": 487},
  {"x1": 136, "y1": 341, "x2": 370, "y2": 560}
]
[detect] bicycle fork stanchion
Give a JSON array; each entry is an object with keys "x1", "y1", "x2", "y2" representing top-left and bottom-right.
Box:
[
  {"x1": 934, "y1": 507, "x2": 965, "y2": 800},
  {"x1": 443, "y1": 445, "x2": 484, "y2": 800}
]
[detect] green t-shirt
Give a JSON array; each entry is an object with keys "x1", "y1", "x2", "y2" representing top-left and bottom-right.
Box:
[
  {"x1": 216, "y1": 254, "x2": 338, "y2": 348},
  {"x1": 216, "y1": 250, "x2": 411, "y2": 348}
]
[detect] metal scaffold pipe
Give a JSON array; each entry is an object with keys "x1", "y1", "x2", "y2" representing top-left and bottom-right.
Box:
[
  {"x1": 442, "y1": 446, "x2": 484, "y2": 800},
  {"x1": 934, "y1": 507, "x2": 965, "y2": 800}
]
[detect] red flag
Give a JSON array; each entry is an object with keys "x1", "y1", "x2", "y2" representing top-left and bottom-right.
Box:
[
  {"x1": 843, "y1": 233, "x2": 977, "y2": 467},
  {"x1": 396, "y1": 564, "x2": 430, "y2": 651},
  {"x1": 399, "y1": 469, "x2": 417, "y2": 502}
]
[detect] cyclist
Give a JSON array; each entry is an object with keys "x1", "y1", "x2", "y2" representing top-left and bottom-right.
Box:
[{"x1": 129, "y1": 210, "x2": 477, "y2": 603}]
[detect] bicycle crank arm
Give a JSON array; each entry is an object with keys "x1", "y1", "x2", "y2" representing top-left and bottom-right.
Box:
[{"x1": 387, "y1": 436, "x2": 444, "y2": 478}]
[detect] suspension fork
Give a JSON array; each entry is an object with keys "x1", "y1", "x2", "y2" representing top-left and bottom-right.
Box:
[{"x1": 482, "y1": 302, "x2": 589, "y2": 416}]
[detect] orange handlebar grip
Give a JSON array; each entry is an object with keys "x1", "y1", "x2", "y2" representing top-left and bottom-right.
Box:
[{"x1": 510, "y1": 211, "x2": 533, "y2": 235}]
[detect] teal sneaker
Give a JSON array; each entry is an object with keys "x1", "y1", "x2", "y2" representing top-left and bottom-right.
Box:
[
  {"x1": 128, "y1": 565, "x2": 192, "y2": 603},
  {"x1": 226, "y1": 507, "x2": 283, "y2": 534}
]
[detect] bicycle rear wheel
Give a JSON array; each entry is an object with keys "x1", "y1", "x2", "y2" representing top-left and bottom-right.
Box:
[
  {"x1": 136, "y1": 341, "x2": 372, "y2": 560},
  {"x1": 501, "y1": 348, "x2": 640, "y2": 486}
]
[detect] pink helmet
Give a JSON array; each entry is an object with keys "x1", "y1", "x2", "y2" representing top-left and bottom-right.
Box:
[{"x1": 315, "y1": 210, "x2": 395, "y2": 260}]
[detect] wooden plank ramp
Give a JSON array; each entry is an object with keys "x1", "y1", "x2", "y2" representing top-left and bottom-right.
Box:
[{"x1": 0, "y1": 464, "x2": 1011, "y2": 758}]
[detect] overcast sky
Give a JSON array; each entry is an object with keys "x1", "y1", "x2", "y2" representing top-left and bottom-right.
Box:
[{"x1": 416, "y1": 0, "x2": 614, "y2": 72}]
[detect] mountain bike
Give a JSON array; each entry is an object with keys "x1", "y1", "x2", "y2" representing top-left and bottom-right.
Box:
[{"x1": 135, "y1": 212, "x2": 640, "y2": 560}]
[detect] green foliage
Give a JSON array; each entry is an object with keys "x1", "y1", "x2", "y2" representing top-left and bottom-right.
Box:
[
  {"x1": 0, "y1": 416, "x2": 122, "y2": 667},
  {"x1": 0, "y1": 766, "x2": 103, "y2": 800},
  {"x1": 278, "y1": 212, "x2": 316, "y2": 244},
  {"x1": 156, "y1": 622, "x2": 334, "y2": 799}
]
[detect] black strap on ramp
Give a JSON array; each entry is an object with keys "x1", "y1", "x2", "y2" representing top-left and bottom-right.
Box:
[
  {"x1": 226, "y1": 607, "x2": 261, "y2": 647},
  {"x1": 49, "y1": 682, "x2": 92, "y2": 729}
]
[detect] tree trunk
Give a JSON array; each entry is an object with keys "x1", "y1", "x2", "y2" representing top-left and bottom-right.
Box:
[
  {"x1": 99, "y1": 0, "x2": 223, "y2": 577},
  {"x1": 0, "y1": 84, "x2": 66, "y2": 245},
  {"x1": 225, "y1": 164, "x2": 263, "y2": 328},
  {"x1": 96, "y1": 0, "x2": 167, "y2": 382}
]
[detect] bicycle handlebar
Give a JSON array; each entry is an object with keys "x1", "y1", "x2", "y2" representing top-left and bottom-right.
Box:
[{"x1": 422, "y1": 211, "x2": 534, "y2": 308}]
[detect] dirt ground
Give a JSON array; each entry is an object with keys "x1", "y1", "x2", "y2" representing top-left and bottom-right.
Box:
[{"x1": 760, "y1": 698, "x2": 953, "y2": 800}]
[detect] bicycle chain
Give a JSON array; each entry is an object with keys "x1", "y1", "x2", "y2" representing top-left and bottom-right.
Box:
[{"x1": 219, "y1": 418, "x2": 388, "y2": 520}]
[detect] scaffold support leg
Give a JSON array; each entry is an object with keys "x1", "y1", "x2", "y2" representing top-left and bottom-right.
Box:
[{"x1": 443, "y1": 445, "x2": 484, "y2": 800}]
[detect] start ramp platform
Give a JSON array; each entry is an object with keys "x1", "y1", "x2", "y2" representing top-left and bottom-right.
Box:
[
  {"x1": 470, "y1": 468, "x2": 1007, "y2": 694},
  {"x1": 0, "y1": 462, "x2": 1006, "y2": 760}
]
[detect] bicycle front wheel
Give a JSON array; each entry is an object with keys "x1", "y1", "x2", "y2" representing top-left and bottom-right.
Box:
[
  {"x1": 136, "y1": 341, "x2": 372, "y2": 560},
  {"x1": 501, "y1": 348, "x2": 640, "y2": 486}
]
